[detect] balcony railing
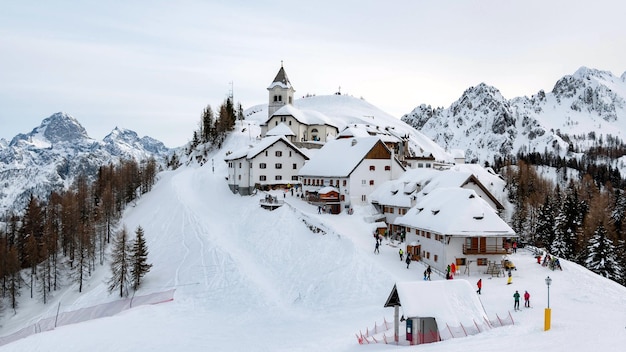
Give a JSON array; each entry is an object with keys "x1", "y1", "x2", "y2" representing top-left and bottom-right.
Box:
[{"x1": 462, "y1": 244, "x2": 508, "y2": 255}]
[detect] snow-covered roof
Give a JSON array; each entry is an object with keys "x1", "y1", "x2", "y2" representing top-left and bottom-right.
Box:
[
  {"x1": 385, "y1": 280, "x2": 489, "y2": 329},
  {"x1": 395, "y1": 188, "x2": 515, "y2": 237},
  {"x1": 266, "y1": 123, "x2": 295, "y2": 136},
  {"x1": 269, "y1": 104, "x2": 338, "y2": 129},
  {"x1": 370, "y1": 168, "x2": 441, "y2": 207},
  {"x1": 298, "y1": 137, "x2": 390, "y2": 177},
  {"x1": 267, "y1": 65, "x2": 293, "y2": 90},
  {"x1": 224, "y1": 136, "x2": 308, "y2": 161},
  {"x1": 318, "y1": 186, "x2": 338, "y2": 194},
  {"x1": 336, "y1": 124, "x2": 400, "y2": 144},
  {"x1": 419, "y1": 171, "x2": 474, "y2": 195}
]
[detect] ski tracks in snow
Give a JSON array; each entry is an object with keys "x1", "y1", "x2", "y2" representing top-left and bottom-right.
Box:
[{"x1": 168, "y1": 167, "x2": 287, "y2": 310}]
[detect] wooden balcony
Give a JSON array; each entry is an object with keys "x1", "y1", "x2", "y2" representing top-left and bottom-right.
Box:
[{"x1": 462, "y1": 244, "x2": 508, "y2": 255}]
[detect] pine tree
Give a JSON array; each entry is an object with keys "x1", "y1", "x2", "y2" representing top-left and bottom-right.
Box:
[
  {"x1": 107, "y1": 227, "x2": 132, "y2": 297},
  {"x1": 130, "y1": 226, "x2": 152, "y2": 291},
  {"x1": 201, "y1": 105, "x2": 215, "y2": 143},
  {"x1": 585, "y1": 224, "x2": 621, "y2": 280},
  {"x1": 535, "y1": 194, "x2": 557, "y2": 247}
]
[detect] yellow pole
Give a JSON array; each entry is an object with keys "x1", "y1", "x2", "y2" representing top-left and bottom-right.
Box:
[{"x1": 544, "y1": 308, "x2": 551, "y2": 331}]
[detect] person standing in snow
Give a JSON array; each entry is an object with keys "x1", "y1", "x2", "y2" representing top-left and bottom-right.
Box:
[
  {"x1": 451, "y1": 262, "x2": 456, "y2": 276},
  {"x1": 426, "y1": 265, "x2": 432, "y2": 280},
  {"x1": 512, "y1": 241, "x2": 517, "y2": 253},
  {"x1": 405, "y1": 255, "x2": 411, "y2": 269},
  {"x1": 524, "y1": 290, "x2": 530, "y2": 307},
  {"x1": 374, "y1": 241, "x2": 380, "y2": 254},
  {"x1": 399, "y1": 248, "x2": 404, "y2": 261},
  {"x1": 476, "y1": 279, "x2": 482, "y2": 294},
  {"x1": 513, "y1": 290, "x2": 521, "y2": 311}
]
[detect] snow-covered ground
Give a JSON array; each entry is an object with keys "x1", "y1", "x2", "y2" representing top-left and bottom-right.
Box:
[{"x1": 1, "y1": 126, "x2": 626, "y2": 351}]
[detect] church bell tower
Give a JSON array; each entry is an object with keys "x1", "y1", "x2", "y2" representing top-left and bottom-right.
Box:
[{"x1": 267, "y1": 61, "x2": 295, "y2": 118}]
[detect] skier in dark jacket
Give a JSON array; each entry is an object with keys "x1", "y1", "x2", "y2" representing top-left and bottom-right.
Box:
[
  {"x1": 513, "y1": 290, "x2": 521, "y2": 311},
  {"x1": 405, "y1": 256, "x2": 411, "y2": 269}
]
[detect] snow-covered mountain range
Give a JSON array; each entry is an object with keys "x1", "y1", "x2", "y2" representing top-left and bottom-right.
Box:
[
  {"x1": 0, "y1": 112, "x2": 170, "y2": 214},
  {"x1": 402, "y1": 67, "x2": 626, "y2": 165}
]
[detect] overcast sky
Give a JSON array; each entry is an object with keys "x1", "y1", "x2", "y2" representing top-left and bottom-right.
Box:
[{"x1": 1, "y1": 0, "x2": 625, "y2": 147}]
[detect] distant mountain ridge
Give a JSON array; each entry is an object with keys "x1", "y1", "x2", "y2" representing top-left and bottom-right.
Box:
[
  {"x1": 402, "y1": 67, "x2": 626, "y2": 165},
  {"x1": 0, "y1": 112, "x2": 170, "y2": 214}
]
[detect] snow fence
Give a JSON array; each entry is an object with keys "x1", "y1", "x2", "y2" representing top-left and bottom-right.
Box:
[
  {"x1": 356, "y1": 312, "x2": 514, "y2": 346},
  {"x1": 0, "y1": 289, "x2": 175, "y2": 347}
]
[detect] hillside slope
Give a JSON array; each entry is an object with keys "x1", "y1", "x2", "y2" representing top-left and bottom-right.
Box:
[{"x1": 2, "y1": 122, "x2": 626, "y2": 351}]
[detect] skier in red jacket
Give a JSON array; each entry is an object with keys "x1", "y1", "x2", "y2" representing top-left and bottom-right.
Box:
[{"x1": 524, "y1": 290, "x2": 530, "y2": 307}]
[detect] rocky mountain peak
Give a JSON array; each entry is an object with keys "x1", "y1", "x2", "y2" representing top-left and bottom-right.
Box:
[
  {"x1": 38, "y1": 112, "x2": 89, "y2": 143},
  {"x1": 450, "y1": 83, "x2": 509, "y2": 117}
]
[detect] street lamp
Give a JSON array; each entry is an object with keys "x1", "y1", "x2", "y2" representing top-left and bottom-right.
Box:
[
  {"x1": 544, "y1": 276, "x2": 552, "y2": 331},
  {"x1": 545, "y1": 276, "x2": 552, "y2": 308}
]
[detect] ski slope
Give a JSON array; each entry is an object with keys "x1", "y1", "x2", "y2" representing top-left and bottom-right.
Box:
[{"x1": 2, "y1": 125, "x2": 626, "y2": 351}]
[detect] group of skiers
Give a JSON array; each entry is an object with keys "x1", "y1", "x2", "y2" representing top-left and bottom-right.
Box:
[
  {"x1": 375, "y1": 232, "x2": 535, "y2": 312},
  {"x1": 513, "y1": 290, "x2": 531, "y2": 310}
]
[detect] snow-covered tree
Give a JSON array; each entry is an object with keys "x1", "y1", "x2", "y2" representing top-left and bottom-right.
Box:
[
  {"x1": 585, "y1": 224, "x2": 621, "y2": 280},
  {"x1": 535, "y1": 193, "x2": 557, "y2": 247}
]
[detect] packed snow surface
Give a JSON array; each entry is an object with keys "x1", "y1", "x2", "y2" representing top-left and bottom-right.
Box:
[{"x1": 1, "y1": 123, "x2": 626, "y2": 352}]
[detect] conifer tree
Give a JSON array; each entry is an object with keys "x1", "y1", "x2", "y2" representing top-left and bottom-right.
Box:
[
  {"x1": 107, "y1": 227, "x2": 132, "y2": 297},
  {"x1": 201, "y1": 105, "x2": 215, "y2": 143},
  {"x1": 535, "y1": 194, "x2": 557, "y2": 247},
  {"x1": 130, "y1": 226, "x2": 152, "y2": 291},
  {"x1": 585, "y1": 224, "x2": 621, "y2": 280}
]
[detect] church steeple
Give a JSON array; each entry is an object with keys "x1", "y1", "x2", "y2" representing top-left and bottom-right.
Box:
[{"x1": 267, "y1": 61, "x2": 295, "y2": 118}]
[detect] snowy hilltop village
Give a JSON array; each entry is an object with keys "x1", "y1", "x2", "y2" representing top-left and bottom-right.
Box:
[{"x1": 1, "y1": 64, "x2": 626, "y2": 351}]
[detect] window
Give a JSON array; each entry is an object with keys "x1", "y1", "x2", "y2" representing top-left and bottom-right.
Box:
[
  {"x1": 369, "y1": 165, "x2": 375, "y2": 171},
  {"x1": 456, "y1": 258, "x2": 466, "y2": 266},
  {"x1": 418, "y1": 163, "x2": 424, "y2": 168},
  {"x1": 434, "y1": 254, "x2": 438, "y2": 262},
  {"x1": 426, "y1": 252, "x2": 430, "y2": 259},
  {"x1": 385, "y1": 166, "x2": 391, "y2": 171},
  {"x1": 289, "y1": 151, "x2": 292, "y2": 157},
  {"x1": 361, "y1": 194, "x2": 367, "y2": 202},
  {"x1": 275, "y1": 175, "x2": 282, "y2": 180},
  {"x1": 292, "y1": 163, "x2": 297, "y2": 169},
  {"x1": 259, "y1": 163, "x2": 267, "y2": 169},
  {"x1": 426, "y1": 232, "x2": 431, "y2": 239},
  {"x1": 275, "y1": 163, "x2": 282, "y2": 169},
  {"x1": 343, "y1": 180, "x2": 347, "y2": 187},
  {"x1": 291, "y1": 176, "x2": 298, "y2": 181},
  {"x1": 259, "y1": 175, "x2": 267, "y2": 181},
  {"x1": 311, "y1": 128, "x2": 318, "y2": 133},
  {"x1": 477, "y1": 258, "x2": 488, "y2": 266},
  {"x1": 238, "y1": 163, "x2": 242, "y2": 168},
  {"x1": 228, "y1": 162, "x2": 233, "y2": 168},
  {"x1": 288, "y1": 121, "x2": 292, "y2": 125},
  {"x1": 425, "y1": 163, "x2": 432, "y2": 168},
  {"x1": 273, "y1": 95, "x2": 278, "y2": 102},
  {"x1": 276, "y1": 151, "x2": 282, "y2": 157},
  {"x1": 361, "y1": 180, "x2": 366, "y2": 185},
  {"x1": 238, "y1": 175, "x2": 241, "y2": 180},
  {"x1": 265, "y1": 151, "x2": 268, "y2": 156},
  {"x1": 369, "y1": 180, "x2": 374, "y2": 186}
]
